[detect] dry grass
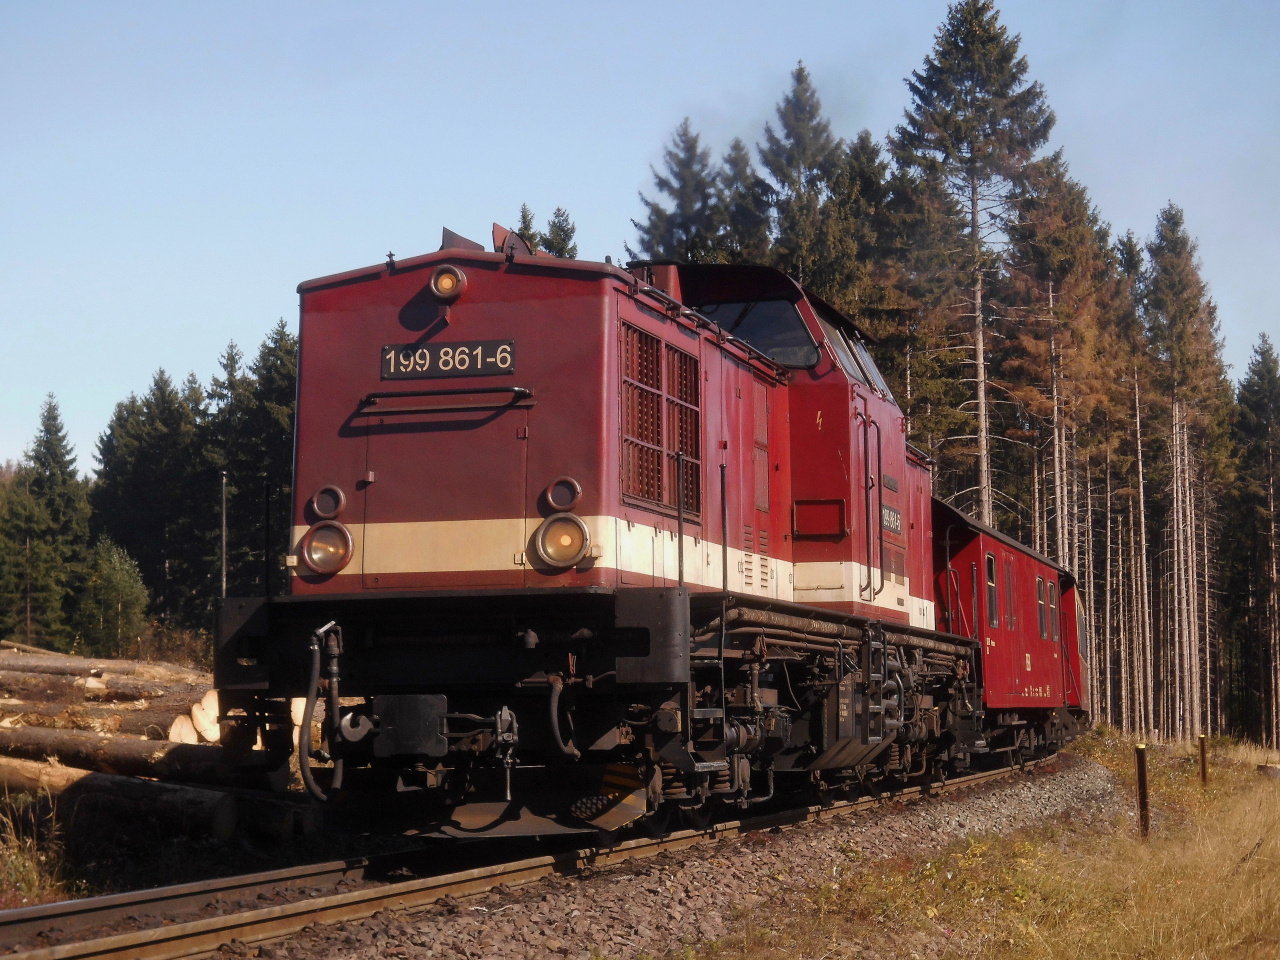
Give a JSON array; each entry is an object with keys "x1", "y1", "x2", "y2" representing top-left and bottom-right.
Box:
[
  {"x1": 0, "y1": 792, "x2": 79, "y2": 910},
  {"x1": 692, "y1": 730, "x2": 1280, "y2": 960}
]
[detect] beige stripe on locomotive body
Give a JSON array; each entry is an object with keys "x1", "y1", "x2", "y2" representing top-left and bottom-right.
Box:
[{"x1": 291, "y1": 519, "x2": 936, "y2": 629}]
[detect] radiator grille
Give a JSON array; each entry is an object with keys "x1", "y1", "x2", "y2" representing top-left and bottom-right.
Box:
[{"x1": 622, "y1": 323, "x2": 701, "y2": 514}]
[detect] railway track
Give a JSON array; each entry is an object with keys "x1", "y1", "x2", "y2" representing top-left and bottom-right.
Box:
[{"x1": 0, "y1": 758, "x2": 1049, "y2": 960}]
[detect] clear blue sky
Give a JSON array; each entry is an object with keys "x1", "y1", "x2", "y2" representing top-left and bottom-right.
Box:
[{"x1": 2, "y1": 1, "x2": 1276, "y2": 471}]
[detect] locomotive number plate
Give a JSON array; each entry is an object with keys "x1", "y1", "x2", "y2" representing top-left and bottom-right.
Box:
[
  {"x1": 381, "y1": 340, "x2": 514, "y2": 380},
  {"x1": 881, "y1": 504, "x2": 902, "y2": 534}
]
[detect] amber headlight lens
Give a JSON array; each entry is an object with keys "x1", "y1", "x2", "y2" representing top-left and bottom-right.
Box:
[
  {"x1": 300, "y1": 521, "x2": 353, "y2": 574},
  {"x1": 533, "y1": 513, "x2": 590, "y2": 568},
  {"x1": 430, "y1": 265, "x2": 467, "y2": 301}
]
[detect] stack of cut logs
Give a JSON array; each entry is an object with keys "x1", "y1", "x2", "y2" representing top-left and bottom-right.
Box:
[{"x1": 0, "y1": 639, "x2": 316, "y2": 843}]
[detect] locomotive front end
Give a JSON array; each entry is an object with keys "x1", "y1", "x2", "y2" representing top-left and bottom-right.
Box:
[{"x1": 215, "y1": 231, "x2": 713, "y2": 835}]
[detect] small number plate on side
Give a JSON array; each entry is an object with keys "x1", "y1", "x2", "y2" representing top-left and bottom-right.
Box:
[{"x1": 381, "y1": 341, "x2": 515, "y2": 380}]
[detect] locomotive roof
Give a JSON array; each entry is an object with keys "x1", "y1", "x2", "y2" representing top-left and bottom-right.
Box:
[
  {"x1": 933, "y1": 498, "x2": 1073, "y2": 582},
  {"x1": 637, "y1": 260, "x2": 879, "y2": 345},
  {"x1": 297, "y1": 247, "x2": 638, "y2": 294}
]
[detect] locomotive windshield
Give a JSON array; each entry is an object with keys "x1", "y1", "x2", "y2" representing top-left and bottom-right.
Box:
[
  {"x1": 810, "y1": 298, "x2": 896, "y2": 402},
  {"x1": 694, "y1": 299, "x2": 821, "y2": 368}
]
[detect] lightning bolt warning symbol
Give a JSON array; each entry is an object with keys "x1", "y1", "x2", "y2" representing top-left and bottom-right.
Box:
[{"x1": 816, "y1": 410, "x2": 823, "y2": 431}]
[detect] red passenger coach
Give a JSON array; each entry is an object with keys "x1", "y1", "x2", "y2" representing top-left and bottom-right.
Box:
[
  {"x1": 933, "y1": 500, "x2": 1087, "y2": 749},
  {"x1": 214, "y1": 225, "x2": 1088, "y2": 836}
]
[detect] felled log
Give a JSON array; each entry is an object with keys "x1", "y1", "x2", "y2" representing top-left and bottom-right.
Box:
[
  {"x1": 0, "y1": 670, "x2": 79, "y2": 701},
  {"x1": 0, "y1": 651, "x2": 208, "y2": 685},
  {"x1": 2, "y1": 699, "x2": 202, "y2": 738},
  {"x1": 0, "y1": 639, "x2": 54, "y2": 655},
  {"x1": 0, "y1": 725, "x2": 248, "y2": 784},
  {"x1": 0, "y1": 755, "x2": 236, "y2": 841},
  {"x1": 190, "y1": 689, "x2": 221, "y2": 742},
  {"x1": 168, "y1": 715, "x2": 199, "y2": 744},
  {"x1": 0, "y1": 653, "x2": 132, "y2": 677},
  {"x1": 73, "y1": 675, "x2": 168, "y2": 702}
]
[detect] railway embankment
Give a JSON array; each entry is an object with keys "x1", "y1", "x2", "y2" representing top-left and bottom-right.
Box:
[
  {"x1": 259, "y1": 757, "x2": 1114, "y2": 960},
  {"x1": 690, "y1": 731, "x2": 1280, "y2": 960}
]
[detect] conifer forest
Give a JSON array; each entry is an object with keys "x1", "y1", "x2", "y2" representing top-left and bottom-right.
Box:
[{"x1": 1, "y1": 1, "x2": 1277, "y2": 745}]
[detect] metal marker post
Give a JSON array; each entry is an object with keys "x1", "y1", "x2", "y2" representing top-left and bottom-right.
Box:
[
  {"x1": 1135, "y1": 743, "x2": 1150, "y2": 838},
  {"x1": 1199, "y1": 734, "x2": 1208, "y2": 786}
]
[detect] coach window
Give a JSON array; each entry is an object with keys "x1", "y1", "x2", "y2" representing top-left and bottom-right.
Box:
[
  {"x1": 986, "y1": 553, "x2": 999, "y2": 628},
  {"x1": 1036, "y1": 577, "x2": 1048, "y2": 639},
  {"x1": 1047, "y1": 581, "x2": 1060, "y2": 643}
]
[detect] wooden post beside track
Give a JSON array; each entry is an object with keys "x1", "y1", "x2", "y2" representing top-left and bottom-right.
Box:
[
  {"x1": 1135, "y1": 743, "x2": 1150, "y2": 839},
  {"x1": 1199, "y1": 734, "x2": 1208, "y2": 785}
]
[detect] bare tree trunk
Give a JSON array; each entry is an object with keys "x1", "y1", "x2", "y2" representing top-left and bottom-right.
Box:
[
  {"x1": 1122, "y1": 501, "x2": 1134, "y2": 733},
  {"x1": 1049, "y1": 309, "x2": 1067, "y2": 566},
  {"x1": 1134, "y1": 373, "x2": 1155, "y2": 735},
  {"x1": 972, "y1": 176, "x2": 992, "y2": 527},
  {"x1": 1072, "y1": 429, "x2": 1081, "y2": 577},
  {"x1": 1105, "y1": 449, "x2": 1114, "y2": 727},
  {"x1": 1085, "y1": 453, "x2": 1097, "y2": 718}
]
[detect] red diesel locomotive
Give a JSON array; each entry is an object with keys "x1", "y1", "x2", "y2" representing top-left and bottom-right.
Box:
[{"x1": 215, "y1": 224, "x2": 1088, "y2": 835}]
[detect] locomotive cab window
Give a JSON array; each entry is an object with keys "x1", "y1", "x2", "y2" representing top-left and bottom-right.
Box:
[
  {"x1": 1048, "y1": 580, "x2": 1060, "y2": 642},
  {"x1": 986, "y1": 553, "x2": 998, "y2": 628},
  {"x1": 815, "y1": 316, "x2": 868, "y2": 385},
  {"x1": 694, "y1": 299, "x2": 820, "y2": 368},
  {"x1": 1036, "y1": 576, "x2": 1048, "y2": 639},
  {"x1": 848, "y1": 335, "x2": 894, "y2": 402}
]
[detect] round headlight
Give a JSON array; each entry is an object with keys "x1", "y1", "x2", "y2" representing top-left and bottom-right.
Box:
[
  {"x1": 544, "y1": 476, "x2": 582, "y2": 512},
  {"x1": 430, "y1": 265, "x2": 467, "y2": 302},
  {"x1": 533, "y1": 513, "x2": 590, "y2": 568},
  {"x1": 300, "y1": 521, "x2": 353, "y2": 575},
  {"x1": 310, "y1": 485, "x2": 346, "y2": 520}
]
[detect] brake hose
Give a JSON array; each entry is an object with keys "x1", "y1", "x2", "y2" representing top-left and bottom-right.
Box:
[
  {"x1": 547, "y1": 675, "x2": 580, "y2": 759},
  {"x1": 299, "y1": 622, "x2": 344, "y2": 802}
]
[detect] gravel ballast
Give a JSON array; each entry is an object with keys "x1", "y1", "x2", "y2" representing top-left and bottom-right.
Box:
[{"x1": 246, "y1": 756, "x2": 1117, "y2": 960}]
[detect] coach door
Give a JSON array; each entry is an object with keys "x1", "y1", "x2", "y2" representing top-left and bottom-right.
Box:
[{"x1": 359, "y1": 388, "x2": 531, "y2": 589}]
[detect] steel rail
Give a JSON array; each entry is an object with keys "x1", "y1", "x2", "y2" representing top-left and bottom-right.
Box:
[{"x1": 1, "y1": 759, "x2": 1046, "y2": 960}]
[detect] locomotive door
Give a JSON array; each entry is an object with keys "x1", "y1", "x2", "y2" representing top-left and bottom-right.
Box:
[
  {"x1": 359, "y1": 397, "x2": 529, "y2": 589},
  {"x1": 1000, "y1": 549, "x2": 1022, "y2": 695},
  {"x1": 854, "y1": 390, "x2": 882, "y2": 603}
]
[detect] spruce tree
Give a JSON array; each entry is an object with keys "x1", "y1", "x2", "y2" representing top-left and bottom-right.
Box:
[
  {"x1": 1222, "y1": 336, "x2": 1280, "y2": 737},
  {"x1": 713, "y1": 138, "x2": 771, "y2": 264},
  {"x1": 92, "y1": 371, "x2": 212, "y2": 625},
  {"x1": 631, "y1": 118, "x2": 719, "y2": 261},
  {"x1": 0, "y1": 399, "x2": 89, "y2": 648},
  {"x1": 541, "y1": 208, "x2": 578, "y2": 259},
  {"x1": 516, "y1": 204, "x2": 541, "y2": 253},
  {"x1": 27, "y1": 397, "x2": 90, "y2": 558},
  {"x1": 244, "y1": 321, "x2": 298, "y2": 596},
  {"x1": 73, "y1": 538, "x2": 149, "y2": 657},
  {"x1": 757, "y1": 62, "x2": 841, "y2": 283},
  {"x1": 805, "y1": 130, "x2": 899, "y2": 324},
  {"x1": 0, "y1": 472, "x2": 64, "y2": 647},
  {"x1": 892, "y1": 0, "x2": 1054, "y2": 526}
]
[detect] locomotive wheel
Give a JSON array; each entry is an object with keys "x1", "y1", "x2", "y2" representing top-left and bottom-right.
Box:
[
  {"x1": 637, "y1": 805, "x2": 673, "y2": 839},
  {"x1": 679, "y1": 803, "x2": 715, "y2": 831}
]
